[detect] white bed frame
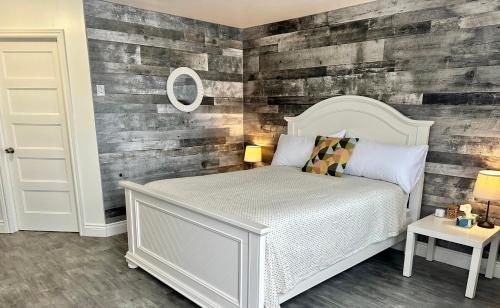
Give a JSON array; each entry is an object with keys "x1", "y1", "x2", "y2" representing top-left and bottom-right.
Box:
[{"x1": 120, "y1": 95, "x2": 434, "y2": 307}]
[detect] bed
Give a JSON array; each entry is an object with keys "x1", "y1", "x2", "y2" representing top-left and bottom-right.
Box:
[{"x1": 120, "y1": 95, "x2": 434, "y2": 308}]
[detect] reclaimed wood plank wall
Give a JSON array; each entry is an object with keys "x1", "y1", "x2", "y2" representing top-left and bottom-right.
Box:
[
  {"x1": 243, "y1": 0, "x2": 500, "y2": 228},
  {"x1": 84, "y1": 0, "x2": 500, "y2": 232},
  {"x1": 83, "y1": 0, "x2": 244, "y2": 219}
]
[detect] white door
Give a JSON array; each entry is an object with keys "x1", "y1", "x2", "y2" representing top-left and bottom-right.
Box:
[{"x1": 0, "y1": 38, "x2": 78, "y2": 232}]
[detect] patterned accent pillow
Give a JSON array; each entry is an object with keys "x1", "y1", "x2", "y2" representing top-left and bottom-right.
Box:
[{"x1": 302, "y1": 136, "x2": 359, "y2": 177}]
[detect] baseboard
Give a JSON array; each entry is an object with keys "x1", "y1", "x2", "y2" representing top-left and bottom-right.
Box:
[
  {"x1": 82, "y1": 220, "x2": 127, "y2": 237},
  {"x1": 413, "y1": 241, "x2": 500, "y2": 279},
  {"x1": 0, "y1": 221, "x2": 9, "y2": 233},
  {"x1": 106, "y1": 220, "x2": 127, "y2": 236}
]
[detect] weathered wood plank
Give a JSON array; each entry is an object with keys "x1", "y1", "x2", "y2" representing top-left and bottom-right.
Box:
[
  {"x1": 243, "y1": 55, "x2": 259, "y2": 72},
  {"x1": 425, "y1": 162, "x2": 482, "y2": 180},
  {"x1": 98, "y1": 143, "x2": 244, "y2": 164},
  {"x1": 214, "y1": 97, "x2": 244, "y2": 105},
  {"x1": 202, "y1": 80, "x2": 243, "y2": 98},
  {"x1": 394, "y1": 51, "x2": 500, "y2": 73},
  {"x1": 197, "y1": 70, "x2": 243, "y2": 82},
  {"x1": 429, "y1": 135, "x2": 500, "y2": 157},
  {"x1": 329, "y1": 19, "x2": 431, "y2": 46},
  {"x1": 423, "y1": 173, "x2": 474, "y2": 200},
  {"x1": 266, "y1": 96, "x2": 329, "y2": 106},
  {"x1": 244, "y1": 45, "x2": 278, "y2": 56},
  {"x1": 222, "y1": 48, "x2": 243, "y2": 57},
  {"x1": 87, "y1": 40, "x2": 141, "y2": 64},
  {"x1": 246, "y1": 66, "x2": 328, "y2": 82},
  {"x1": 384, "y1": 26, "x2": 500, "y2": 61},
  {"x1": 91, "y1": 73, "x2": 166, "y2": 95},
  {"x1": 259, "y1": 40, "x2": 385, "y2": 71},
  {"x1": 208, "y1": 54, "x2": 243, "y2": 74},
  {"x1": 97, "y1": 127, "x2": 231, "y2": 148},
  {"x1": 94, "y1": 113, "x2": 242, "y2": 136},
  {"x1": 459, "y1": 11, "x2": 500, "y2": 29},
  {"x1": 156, "y1": 104, "x2": 243, "y2": 114},
  {"x1": 92, "y1": 93, "x2": 168, "y2": 105},
  {"x1": 99, "y1": 152, "x2": 225, "y2": 182},
  {"x1": 422, "y1": 93, "x2": 500, "y2": 105},
  {"x1": 140, "y1": 45, "x2": 208, "y2": 71},
  {"x1": 86, "y1": 28, "x2": 217, "y2": 55},
  {"x1": 392, "y1": 104, "x2": 500, "y2": 119},
  {"x1": 261, "y1": 79, "x2": 305, "y2": 97},
  {"x1": 90, "y1": 61, "x2": 171, "y2": 76}
]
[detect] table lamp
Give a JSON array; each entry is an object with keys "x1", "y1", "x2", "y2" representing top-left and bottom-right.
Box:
[
  {"x1": 244, "y1": 145, "x2": 262, "y2": 168},
  {"x1": 473, "y1": 170, "x2": 500, "y2": 229}
]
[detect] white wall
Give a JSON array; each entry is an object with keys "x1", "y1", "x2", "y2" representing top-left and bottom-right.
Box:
[
  {"x1": 0, "y1": 0, "x2": 106, "y2": 235},
  {"x1": 0, "y1": 177, "x2": 7, "y2": 233}
]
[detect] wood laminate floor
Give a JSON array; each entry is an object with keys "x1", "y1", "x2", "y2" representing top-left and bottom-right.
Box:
[{"x1": 1, "y1": 231, "x2": 499, "y2": 308}]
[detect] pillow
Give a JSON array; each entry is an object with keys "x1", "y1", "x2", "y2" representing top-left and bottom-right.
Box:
[
  {"x1": 344, "y1": 140, "x2": 429, "y2": 193},
  {"x1": 271, "y1": 129, "x2": 346, "y2": 168},
  {"x1": 302, "y1": 136, "x2": 358, "y2": 177}
]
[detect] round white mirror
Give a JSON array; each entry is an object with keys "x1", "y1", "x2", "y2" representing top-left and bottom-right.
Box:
[{"x1": 167, "y1": 67, "x2": 204, "y2": 112}]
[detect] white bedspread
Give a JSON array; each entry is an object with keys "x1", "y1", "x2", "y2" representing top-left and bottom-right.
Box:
[{"x1": 145, "y1": 166, "x2": 408, "y2": 307}]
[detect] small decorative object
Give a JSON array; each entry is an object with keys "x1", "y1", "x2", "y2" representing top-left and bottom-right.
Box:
[
  {"x1": 434, "y1": 208, "x2": 446, "y2": 218},
  {"x1": 455, "y1": 204, "x2": 478, "y2": 228},
  {"x1": 244, "y1": 145, "x2": 262, "y2": 169},
  {"x1": 166, "y1": 67, "x2": 204, "y2": 112},
  {"x1": 473, "y1": 170, "x2": 500, "y2": 229},
  {"x1": 456, "y1": 216, "x2": 474, "y2": 228},
  {"x1": 447, "y1": 204, "x2": 459, "y2": 219},
  {"x1": 460, "y1": 204, "x2": 473, "y2": 217},
  {"x1": 471, "y1": 214, "x2": 479, "y2": 225}
]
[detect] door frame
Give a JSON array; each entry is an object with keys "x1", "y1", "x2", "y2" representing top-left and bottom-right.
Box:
[{"x1": 0, "y1": 30, "x2": 85, "y2": 234}]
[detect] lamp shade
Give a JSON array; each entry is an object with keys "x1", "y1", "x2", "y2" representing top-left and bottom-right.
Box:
[
  {"x1": 244, "y1": 145, "x2": 262, "y2": 163},
  {"x1": 473, "y1": 170, "x2": 500, "y2": 201}
]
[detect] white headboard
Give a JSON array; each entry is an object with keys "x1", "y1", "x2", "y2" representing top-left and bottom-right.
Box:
[{"x1": 285, "y1": 95, "x2": 434, "y2": 222}]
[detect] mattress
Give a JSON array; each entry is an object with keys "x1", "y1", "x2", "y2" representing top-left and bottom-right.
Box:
[{"x1": 146, "y1": 166, "x2": 408, "y2": 307}]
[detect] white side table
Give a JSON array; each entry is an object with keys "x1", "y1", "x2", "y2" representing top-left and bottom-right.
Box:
[{"x1": 403, "y1": 215, "x2": 500, "y2": 299}]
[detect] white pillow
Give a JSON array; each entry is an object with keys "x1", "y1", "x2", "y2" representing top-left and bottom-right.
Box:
[
  {"x1": 344, "y1": 140, "x2": 428, "y2": 193},
  {"x1": 271, "y1": 129, "x2": 346, "y2": 168}
]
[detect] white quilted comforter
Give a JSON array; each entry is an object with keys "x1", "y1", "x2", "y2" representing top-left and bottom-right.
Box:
[{"x1": 145, "y1": 166, "x2": 408, "y2": 307}]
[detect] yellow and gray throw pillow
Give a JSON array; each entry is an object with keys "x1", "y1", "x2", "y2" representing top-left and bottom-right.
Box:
[{"x1": 302, "y1": 136, "x2": 358, "y2": 177}]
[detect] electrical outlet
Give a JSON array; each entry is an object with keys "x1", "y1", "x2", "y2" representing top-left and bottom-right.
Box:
[{"x1": 96, "y1": 84, "x2": 105, "y2": 96}]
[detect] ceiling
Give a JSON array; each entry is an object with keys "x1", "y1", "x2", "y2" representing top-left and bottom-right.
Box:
[{"x1": 108, "y1": 0, "x2": 375, "y2": 28}]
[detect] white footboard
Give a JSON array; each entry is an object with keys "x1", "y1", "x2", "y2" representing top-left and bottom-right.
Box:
[{"x1": 120, "y1": 181, "x2": 269, "y2": 308}]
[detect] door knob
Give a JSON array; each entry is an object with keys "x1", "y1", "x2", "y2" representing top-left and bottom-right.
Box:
[{"x1": 4, "y1": 147, "x2": 14, "y2": 154}]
